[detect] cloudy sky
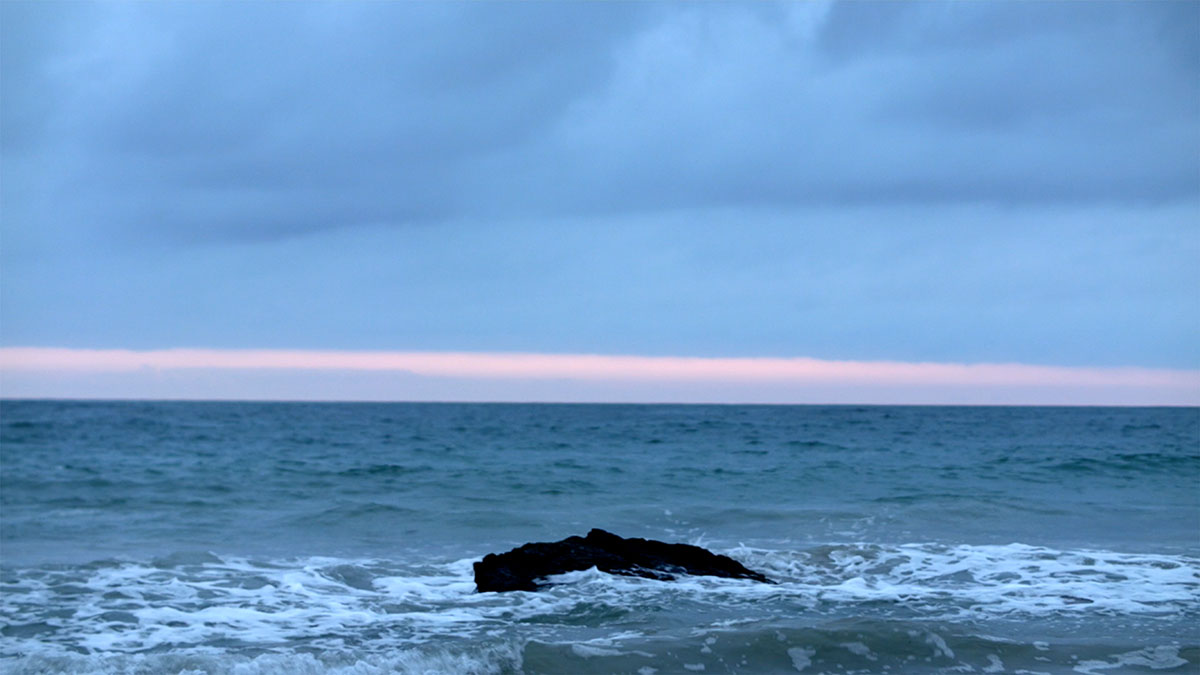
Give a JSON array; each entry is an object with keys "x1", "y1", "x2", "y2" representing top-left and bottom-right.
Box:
[{"x1": 2, "y1": 1, "x2": 1197, "y2": 403}]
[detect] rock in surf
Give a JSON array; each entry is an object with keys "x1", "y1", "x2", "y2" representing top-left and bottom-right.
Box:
[{"x1": 474, "y1": 528, "x2": 774, "y2": 592}]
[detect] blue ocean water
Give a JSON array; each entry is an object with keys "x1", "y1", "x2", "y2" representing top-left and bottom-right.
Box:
[{"x1": 1, "y1": 401, "x2": 1197, "y2": 674}]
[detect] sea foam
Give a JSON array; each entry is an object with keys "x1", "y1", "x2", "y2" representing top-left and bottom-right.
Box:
[{"x1": 3, "y1": 542, "x2": 1195, "y2": 665}]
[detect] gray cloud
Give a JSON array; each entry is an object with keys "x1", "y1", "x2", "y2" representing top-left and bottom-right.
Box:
[
  {"x1": 3, "y1": 1, "x2": 651, "y2": 242},
  {"x1": 543, "y1": 2, "x2": 1198, "y2": 212},
  {"x1": 3, "y1": 1, "x2": 1196, "y2": 246},
  {"x1": 1, "y1": 1, "x2": 1197, "y2": 370}
]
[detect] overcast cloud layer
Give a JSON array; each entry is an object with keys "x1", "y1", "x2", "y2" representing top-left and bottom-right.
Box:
[{"x1": 2, "y1": 1, "x2": 1198, "y2": 377}]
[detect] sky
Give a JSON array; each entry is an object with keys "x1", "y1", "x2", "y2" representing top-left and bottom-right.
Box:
[{"x1": 1, "y1": 1, "x2": 1198, "y2": 404}]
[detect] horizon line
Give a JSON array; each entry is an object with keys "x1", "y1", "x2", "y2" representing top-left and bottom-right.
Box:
[
  {"x1": 1, "y1": 347, "x2": 1197, "y2": 406},
  {"x1": 1, "y1": 395, "x2": 1195, "y2": 408}
]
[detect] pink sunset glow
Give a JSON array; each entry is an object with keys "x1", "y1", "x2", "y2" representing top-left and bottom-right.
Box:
[{"x1": 1, "y1": 347, "x2": 1196, "y2": 405}]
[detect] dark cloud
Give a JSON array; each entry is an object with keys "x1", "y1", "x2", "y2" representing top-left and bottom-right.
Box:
[
  {"x1": 1, "y1": 2, "x2": 1196, "y2": 370},
  {"x1": 2, "y1": 1, "x2": 1196, "y2": 245},
  {"x1": 2, "y1": 1, "x2": 652, "y2": 241},
  {"x1": 542, "y1": 1, "x2": 1198, "y2": 213}
]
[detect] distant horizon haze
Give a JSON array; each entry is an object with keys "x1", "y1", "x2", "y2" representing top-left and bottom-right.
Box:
[{"x1": 1, "y1": 347, "x2": 1195, "y2": 406}]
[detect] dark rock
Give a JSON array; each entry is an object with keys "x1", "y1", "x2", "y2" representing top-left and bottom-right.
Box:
[{"x1": 473, "y1": 528, "x2": 774, "y2": 592}]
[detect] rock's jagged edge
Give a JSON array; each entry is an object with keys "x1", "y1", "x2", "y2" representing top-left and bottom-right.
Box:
[{"x1": 473, "y1": 528, "x2": 775, "y2": 592}]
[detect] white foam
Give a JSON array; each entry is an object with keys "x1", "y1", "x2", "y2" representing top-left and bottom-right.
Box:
[
  {"x1": 2, "y1": 543, "x2": 1196, "y2": 664},
  {"x1": 543, "y1": 565, "x2": 612, "y2": 586},
  {"x1": 840, "y1": 641, "x2": 876, "y2": 660},
  {"x1": 571, "y1": 643, "x2": 624, "y2": 658},
  {"x1": 0, "y1": 554, "x2": 508, "y2": 659},
  {"x1": 729, "y1": 542, "x2": 1200, "y2": 618},
  {"x1": 1073, "y1": 645, "x2": 1188, "y2": 674},
  {"x1": 925, "y1": 632, "x2": 955, "y2": 659},
  {"x1": 787, "y1": 647, "x2": 815, "y2": 672},
  {"x1": 1, "y1": 645, "x2": 522, "y2": 675}
]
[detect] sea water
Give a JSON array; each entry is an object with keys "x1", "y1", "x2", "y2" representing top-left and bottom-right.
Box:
[{"x1": 1, "y1": 401, "x2": 1196, "y2": 674}]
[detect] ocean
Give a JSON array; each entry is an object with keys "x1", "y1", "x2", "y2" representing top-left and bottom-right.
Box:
[{"x1": 1, "y1": 400, "x2": 1196, "y2": 674}]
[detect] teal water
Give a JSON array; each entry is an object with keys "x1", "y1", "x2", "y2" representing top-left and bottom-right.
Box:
[{"x1": 2, "y1": 401, "x2": 1197, "y2": 673}]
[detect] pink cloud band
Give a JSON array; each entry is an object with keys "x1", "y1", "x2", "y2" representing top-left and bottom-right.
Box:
[{"x1": 1, "y1": 347, "x2": 1195, "y2": 390}]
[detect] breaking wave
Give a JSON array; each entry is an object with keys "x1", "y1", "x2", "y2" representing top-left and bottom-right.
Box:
[{"x1": 2, "y1": 542, "x2": 1195, "y2": 673}]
